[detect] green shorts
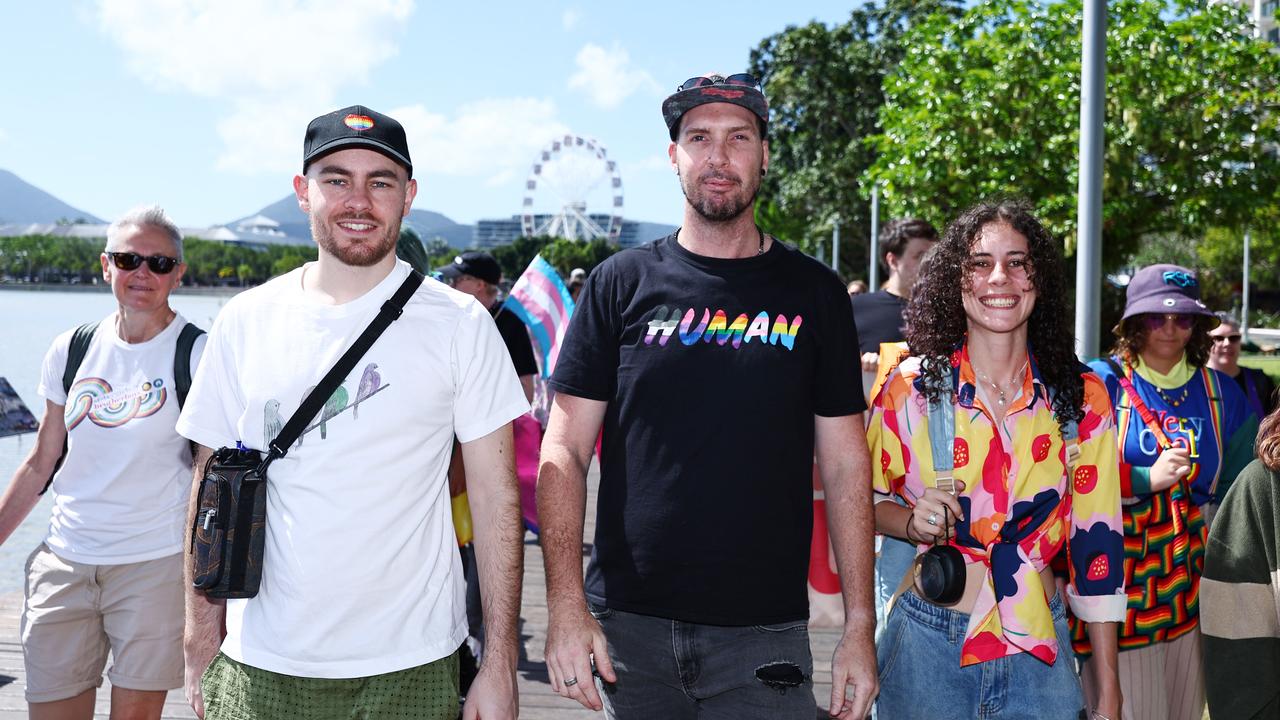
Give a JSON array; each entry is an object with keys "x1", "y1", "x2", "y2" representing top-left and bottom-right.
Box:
[{"x1": 201, "y1": 651, "x2": 459, "y2": 720}]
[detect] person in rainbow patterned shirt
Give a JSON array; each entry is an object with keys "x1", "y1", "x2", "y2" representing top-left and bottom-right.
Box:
[
  {"x1": 867, "y1": 201, "x2": 1126, "y2": 720},
  {"x1": 1078, "y1": 263, "x2": 1257, "y2": 720}
]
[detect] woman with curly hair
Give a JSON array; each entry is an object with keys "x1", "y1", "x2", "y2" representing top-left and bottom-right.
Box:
[
  {"x1": 867, "y1": 200, "x2": 1125, "y2": 719},
  {"x1": 1201, "y1": 404, "x2": 1280, "y2": 719},
  {"x1": 1078, "y1": 264, "x2": 1257, "y2": 720}
]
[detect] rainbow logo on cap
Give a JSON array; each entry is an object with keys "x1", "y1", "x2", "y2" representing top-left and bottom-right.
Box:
[{"x1": 344, "y1": 114, "x2": 375, "y2": 131}]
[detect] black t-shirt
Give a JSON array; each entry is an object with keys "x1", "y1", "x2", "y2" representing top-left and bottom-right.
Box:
[
  {"x1": 550, "y1": 234, "x2": 865, "y2": 625},
  {"x1": 849, "y1": 289, "x2": 908, "y2": 355},
  {"x1": 491, "y1": 304, "x2": 538, "y2": 377}
]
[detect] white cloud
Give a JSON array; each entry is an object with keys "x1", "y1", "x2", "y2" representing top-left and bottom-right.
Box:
[
  {"x1": 561, "y1": 9, "x2": 580, "y2": 31},
  {"x1": 568, "y1": 43, "x2": 661, "y2": 110},
  {"x1": 96, "y1": 0, "x2": 414, "y2": 174},
  {"x1": 391, "y1": 98, "x2": 571, "y2": 181},
  {"x1": 635, "y1": 153, "x2": 673, "y2": 173}
]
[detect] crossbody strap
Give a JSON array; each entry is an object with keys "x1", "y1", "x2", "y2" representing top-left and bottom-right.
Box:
[
  {"x1": 1105, "y1": 357, "x2": 1175, "y2": 450},
  {"x1": 263, "y1": 270, "x2": 424, "y2": 466},
  {"x1": 1104, "y1": 356, "x2": 1195, "y2": 563}
]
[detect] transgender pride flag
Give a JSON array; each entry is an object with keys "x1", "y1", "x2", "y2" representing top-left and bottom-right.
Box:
[{"x1": 503, "y1": 255, "x2": 576, "y2": 377}]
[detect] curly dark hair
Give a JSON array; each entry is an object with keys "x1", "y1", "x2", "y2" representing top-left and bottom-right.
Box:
[
  {"x1": 1109, "y1": 313, "x2": 1215, "y2": 369},
  {"x1": 903, "y1": 200, "x2": 1084, "y2": 428}
]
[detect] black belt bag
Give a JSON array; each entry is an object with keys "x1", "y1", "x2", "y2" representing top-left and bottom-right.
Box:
[
  {"x1": 189, "y1": 270, "x2": 424, "y2": 599},
  {"x1": 191, "y1": 447, "x2": 268, "y2": 597}
]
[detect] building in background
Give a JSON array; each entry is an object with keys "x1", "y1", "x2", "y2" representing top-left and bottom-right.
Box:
[{"x1": 474, "y1": 215, "x2": 648, "y2": 249}]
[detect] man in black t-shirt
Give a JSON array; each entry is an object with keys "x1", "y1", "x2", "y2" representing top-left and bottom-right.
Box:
[
  {"x1": 850, "y1": 218, "x2": 938, "y2": 374},
  {"x1": 438, "y1": 251, "x2": 538, "y2": 402},
  {"x1": 437, "y1": 249, "x2": 537, "y2": 693},
  {"x1": 539, "y1": 72, "x2": 878, "y2": 720},
  {"x1": 847, "y1": 219, "x2": 936, "y2": 645}
]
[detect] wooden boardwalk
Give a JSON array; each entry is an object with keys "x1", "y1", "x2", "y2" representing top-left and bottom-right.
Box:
[{"x1": 0, "y1": 465, "x2": 845, "y2": 718}]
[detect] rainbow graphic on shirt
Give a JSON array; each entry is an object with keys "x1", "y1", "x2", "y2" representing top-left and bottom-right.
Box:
[
  {"x1": 643, "y1": 305, "x2": 803, "y2": 350},
  {"x1": 344, "y1": 114, "x2": 374, "y2": 131},
  {"x1": 65, "y1": 377, "x2": 166, "y2": 429}
]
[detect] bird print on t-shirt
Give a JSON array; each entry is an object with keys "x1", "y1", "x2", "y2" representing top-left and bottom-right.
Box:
[
  {"x1": 319, "y1": 386, "x2": 348, "y2": 439},
  {"x1": 282, "y1": 363, "x2": 391, "y2": 446},
  {"x1": 263, "y1": 399, "x2": 283, "y2": 450},
  {"x1": 355, "y1": 363, "x2": 380, "y2": 420}
]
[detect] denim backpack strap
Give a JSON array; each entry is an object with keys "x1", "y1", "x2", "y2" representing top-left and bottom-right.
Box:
[
  {"x1": 924, "y1": 367, "x2": 957, "y2": 495},
  {"x1": 887, "y1": 364, "x2": 957, "y2": 615}
]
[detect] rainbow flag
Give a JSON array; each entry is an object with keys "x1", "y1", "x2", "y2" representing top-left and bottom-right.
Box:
[{"x1": 503, "y1": 255, "x2": 576, "y2": 377}]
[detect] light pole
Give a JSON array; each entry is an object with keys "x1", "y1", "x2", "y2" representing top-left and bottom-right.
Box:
[
  {"x1": 869, "y1": 185, "x2": 880, "y2": 289},
  {"x1": 1075, "y1": 0, "x2": 1106, "y2": 360}
]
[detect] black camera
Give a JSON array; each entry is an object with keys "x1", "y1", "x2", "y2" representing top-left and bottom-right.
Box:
[{"x1": 914, "y1": 504, "x2": 965, "y2": 605}]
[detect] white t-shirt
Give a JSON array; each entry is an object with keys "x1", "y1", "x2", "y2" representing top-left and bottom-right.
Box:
[
  {"x1": 37, "y1": 312, "x2": 207, "y2": 564},
  {"x1": 176, "y1": 260, "x2": 528, "y2": 678}
]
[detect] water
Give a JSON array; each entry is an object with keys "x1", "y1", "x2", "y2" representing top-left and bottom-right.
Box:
[{"x1": 0, "y1": 288, "x2": 231, "y2": 593}]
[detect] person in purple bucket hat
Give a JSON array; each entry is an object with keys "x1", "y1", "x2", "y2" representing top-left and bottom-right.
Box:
[{"x1": 1076, "y1": 263, "x2": 1258, "y2": 720}]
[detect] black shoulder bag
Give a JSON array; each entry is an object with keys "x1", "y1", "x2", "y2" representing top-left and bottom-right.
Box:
[{"x1": 190, "y1": 270, "x2": 424, "y2": 598}]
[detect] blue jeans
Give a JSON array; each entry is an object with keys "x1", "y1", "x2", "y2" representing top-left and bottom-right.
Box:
[
  {"x1": 875, "y1": 535, "x2": 916, "y2": 640},
  {"x1": 589, "y1": 604, "x2": 817, "y2": 720},
  {"x1": 876, "y1": 591, "x2": 1083, "y2": 720}
]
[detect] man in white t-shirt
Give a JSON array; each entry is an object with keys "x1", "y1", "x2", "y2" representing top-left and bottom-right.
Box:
[
  {"x1": 176, "y1": 105, "x2": 527, "y2": 720},
  {"x1": 0, "y1": 205, "x2": 206, "y2": 720}
]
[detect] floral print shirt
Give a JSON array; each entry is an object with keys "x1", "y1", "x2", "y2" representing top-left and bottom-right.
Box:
[{"x1": 868, "y1": 345, "x2": 1127, "y2": 666}]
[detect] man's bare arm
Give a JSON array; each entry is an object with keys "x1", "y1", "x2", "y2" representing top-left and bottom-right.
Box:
[
  {"x1": 184, "y1": 444, "x2": 225, "y2": 719},
  {"x1": 815, "y1": 413, "x2": 879, "y2": 719},
  {"x1": 538, "y1": 392, "x2": 612, "y2": 710},
  {"x1": 459, "y1": 423, "x2": 523, "y2": 720},
  {"x1": 0, "y1": 401, "x2": 66, "y2": 547}
]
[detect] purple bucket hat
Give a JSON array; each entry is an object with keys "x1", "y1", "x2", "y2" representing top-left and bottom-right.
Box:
[{"x1": 1120, "y1": 264, "x2": 1219, "y2": 328}]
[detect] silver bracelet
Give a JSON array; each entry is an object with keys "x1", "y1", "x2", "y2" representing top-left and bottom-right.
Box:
[{"x1": 1091, "y1": 712, "x2": 1113, "y2": 720}]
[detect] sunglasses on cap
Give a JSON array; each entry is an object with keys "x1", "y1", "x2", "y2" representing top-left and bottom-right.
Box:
[
  {"x1": 676, "y1": 73, "x2": 761, "y2": 92},
  {"x1": 106, "y1": 252, "x2": 180, "y2": 274},
  {"x1": 1211, "y1": 333, "x2": 1242, "y2": 344},
  {"x1": 1141, "y1": 313, "x2": 1195, "y2": 331}
]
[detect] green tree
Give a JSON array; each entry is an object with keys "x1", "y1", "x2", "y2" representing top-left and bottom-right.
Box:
[
  {"x1": 866, "y1": 0, "x2": 1280, "y2": 269},
  {"x1": 271, "y1": 253, "x2": 308, "y2": 277},
  {"x1": 748, "y1": 0, "x2": 963, "y2": 278},
  {"x1": 489, "y1": 235, "x2": 553, "y2": 280},
  {"x1": 539, "y1": 238, "x2": 618, "y2": 278}
]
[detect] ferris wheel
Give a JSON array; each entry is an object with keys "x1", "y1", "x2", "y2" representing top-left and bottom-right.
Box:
[{"x1": 521, "y1": 134, "x2": 624, "y2": 242}]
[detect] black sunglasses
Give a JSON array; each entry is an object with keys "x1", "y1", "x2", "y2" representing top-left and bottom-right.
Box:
[
  {"x1": 107, "y1": 252, "x2": 180, "y2": 274},
  {"x1": 677, "y1": 73, "x2": 761, "y2": 92}
]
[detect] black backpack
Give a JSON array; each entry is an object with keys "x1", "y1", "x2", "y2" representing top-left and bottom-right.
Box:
[{"x1": 43, "y1": 321, "x2": 205, "y2": 494}]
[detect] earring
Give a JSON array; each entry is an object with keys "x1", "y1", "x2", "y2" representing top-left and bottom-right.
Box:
[{"x1": 761, "y1": 167, "x2": 768, "y2": 176}]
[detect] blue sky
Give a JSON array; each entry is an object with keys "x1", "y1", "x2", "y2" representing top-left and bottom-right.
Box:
[{"x1": 0, "y1": 1, "x2": 857, "y2": 230}]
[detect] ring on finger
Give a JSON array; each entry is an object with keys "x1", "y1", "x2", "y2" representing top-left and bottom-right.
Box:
[
  {"x1": 564, "y1": 677, "x2": 579, "y2": 687},
  {"x1": 927, "y1": 512, "x2": 939, "y2": 526}
]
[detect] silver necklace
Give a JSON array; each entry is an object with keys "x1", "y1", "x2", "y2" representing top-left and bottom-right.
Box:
[{"x1": 974, "y1": 358, "x2": 1030, "y2": 407}]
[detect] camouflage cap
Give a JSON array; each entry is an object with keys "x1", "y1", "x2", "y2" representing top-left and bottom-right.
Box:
[{"x1": 662, "y1": 74, "x2": 769, "y2": 141}]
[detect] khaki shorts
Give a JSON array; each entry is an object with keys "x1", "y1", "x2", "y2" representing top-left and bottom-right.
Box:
[{"x1": 21, "y1": 544, "x2": 184, "y2": 703}]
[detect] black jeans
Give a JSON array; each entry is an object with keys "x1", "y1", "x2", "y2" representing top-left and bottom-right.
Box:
[{"x1": 589, "y1": 604, "x2": 817, "y2": 720}]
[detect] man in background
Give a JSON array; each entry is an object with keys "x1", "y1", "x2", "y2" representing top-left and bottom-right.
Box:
[{"x1": 850, "y1": 218, "x2": 938, "y2": 378}]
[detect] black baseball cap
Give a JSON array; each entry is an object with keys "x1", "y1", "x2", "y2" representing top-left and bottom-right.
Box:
[
  {"x1": 436, "y1": 251, "x2": 501, "y2": 285},
  {"x1": 303, "y1": 105, "x2": 413, "y2": 177},
  {"x1": 662, "y1": 73, "x2": 769, "y2": 141}
]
